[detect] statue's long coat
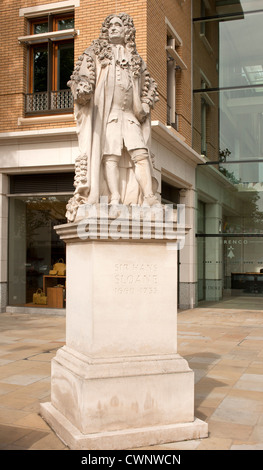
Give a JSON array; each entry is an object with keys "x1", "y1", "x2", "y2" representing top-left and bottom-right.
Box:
[{"x1": 69, "y1": 45, "x2": 157, "y2": 205}]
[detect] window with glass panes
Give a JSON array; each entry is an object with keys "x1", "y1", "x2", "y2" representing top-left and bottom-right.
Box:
[{"x1": 26, "y1": 14, "x2": 75, "y2": 114}]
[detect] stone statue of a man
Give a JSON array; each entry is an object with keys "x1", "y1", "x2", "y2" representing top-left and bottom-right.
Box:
[{"x1": 66, "y1": 13, "x2": 159, "y2": 222}]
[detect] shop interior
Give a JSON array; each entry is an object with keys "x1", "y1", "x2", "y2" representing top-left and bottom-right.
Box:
[{"x1": 8, "y1": 195, "x2": 68, "y2": 309}]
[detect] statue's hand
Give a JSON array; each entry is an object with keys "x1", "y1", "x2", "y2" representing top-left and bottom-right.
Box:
[
  {"x1": 138, "y1": 102, "x2": 150, "y2": 123},
  {"x1": 76, "y1": 82, "x2": 93, "y2": 105},
  {"x1": 142, "y1": 102, "x2": 150, "y2": 115}
]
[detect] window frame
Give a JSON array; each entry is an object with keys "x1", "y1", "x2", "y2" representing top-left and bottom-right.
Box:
[
  {"x1": 52, "y1": 38, "x2": 74, "y2": 92},
  {"x1": 52, "y1": 12, "x2": 75, "y2": 32},
  {"x1": 29, "y1": 42, "x2": 48, "y2": 94},
  {"x1": 30, "y1": 17, "x2": 48, "y2": 35},
  {"x1": 165, "y1": 18, "x2": 186, "y2": 130},
  {"x1": 20, "y1": 12, "x2": 76, "y2": 116}
]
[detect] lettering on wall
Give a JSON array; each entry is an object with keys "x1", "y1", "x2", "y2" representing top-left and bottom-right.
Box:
[{"x1": 223, "y1": 239, "x2": 248, "y2": 245}]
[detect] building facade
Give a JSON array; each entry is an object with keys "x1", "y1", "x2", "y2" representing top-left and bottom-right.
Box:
[
  {"x1": 193, "y1": 0, "x2": 263, "y2": 307},
  {"x1": 0, "y1": 0, "x2": 262, "y2": 313}
]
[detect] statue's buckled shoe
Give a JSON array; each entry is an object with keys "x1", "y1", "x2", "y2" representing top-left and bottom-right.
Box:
[{"x1": 143, "y1": 194, "x2": 160, "y2": 207}]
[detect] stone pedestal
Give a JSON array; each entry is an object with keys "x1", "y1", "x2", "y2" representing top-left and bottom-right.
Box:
[{"x1": 40, "y1": 212, "x2": 208, "y2": 449}]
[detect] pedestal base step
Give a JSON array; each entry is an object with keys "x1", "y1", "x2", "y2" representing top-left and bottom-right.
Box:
[{"x1": 40, "y1": 402, "x2": 208, "y2": 450}]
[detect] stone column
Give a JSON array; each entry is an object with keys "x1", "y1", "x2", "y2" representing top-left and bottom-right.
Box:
[
  {"x1": 205, "y1": 203, "x2": 223, "y2": 301},
  {"x1": 179, "y1": 188, "x2": 197, "y2": 309},
  {"x1": 0, "y1": 174, "x2": 8, "y2": 312},
  {"x1": 40, "y1": 208, "x2": 208, "y2": 449}
]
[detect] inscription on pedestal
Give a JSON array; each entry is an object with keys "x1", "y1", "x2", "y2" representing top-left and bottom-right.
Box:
[{"x1": 114, "y1": 263, "x2": 158, "y2": 295}]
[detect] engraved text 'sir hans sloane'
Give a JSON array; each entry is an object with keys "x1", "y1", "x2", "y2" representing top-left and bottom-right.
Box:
[{"x1": 114, "y1": 262, "x2": 158, "y2": 295}]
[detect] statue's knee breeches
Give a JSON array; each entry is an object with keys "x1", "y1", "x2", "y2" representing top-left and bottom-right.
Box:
[
  {"x1": 103, "y1": 154, "x2": 120, "y2": 164},
  {"x1": 129, "y1": 148, "x2": 149, "y2": 163}
]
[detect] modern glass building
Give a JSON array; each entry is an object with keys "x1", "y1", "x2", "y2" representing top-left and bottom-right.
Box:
[{"x1": 193, "y1": 0, "x2": 263, "y2": 307}]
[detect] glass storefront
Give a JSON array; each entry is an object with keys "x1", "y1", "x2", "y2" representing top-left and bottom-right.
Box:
[
  {"x1": 8, "y1": 195, "x2": 68, "y2": 308},
  {"x1": 8, "y1": 173, "x2": 74, "y2": 309},
  {"x1": 193, "y1": 1, "x2": 263, "y2": 307}
]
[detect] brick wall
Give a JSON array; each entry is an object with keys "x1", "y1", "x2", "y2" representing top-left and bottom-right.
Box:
[
  {"x1": 0, "y1": 1, "x2": 26, "y2": 132},
  {"x1": 147, "y1": 0, "x2": 192, "y2": 145},
  {"x1": 0, "y1": 0, "x2": 194, "y2": 146}
]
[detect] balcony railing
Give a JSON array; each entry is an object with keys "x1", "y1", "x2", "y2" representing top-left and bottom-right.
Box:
[{"x1": 25, "y1": 89, "x2": 73, "y2": 114}]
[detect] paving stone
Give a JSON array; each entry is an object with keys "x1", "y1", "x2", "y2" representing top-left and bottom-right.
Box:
[
  {"x1": 209, "y1": 396, "x2": 261, "y2": 425},
  {"x1": 231, "y1": 443, "x2": 263, "y2": 450},
  {"x1": 0, "y1": 424, "x2": 34, "y2": 449},
  {"x1": 234, "y1": 373, "x2": 263, "y2": 392},
  {"x1": 196, "y1": 436, "x2": 233, "y2": 450},
  {"x1": 206, "y1": 419, "x2": 253, "y2": 441},
  {"x1": 1, "y1": 374, "x2": 49, "y2": 386}
]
